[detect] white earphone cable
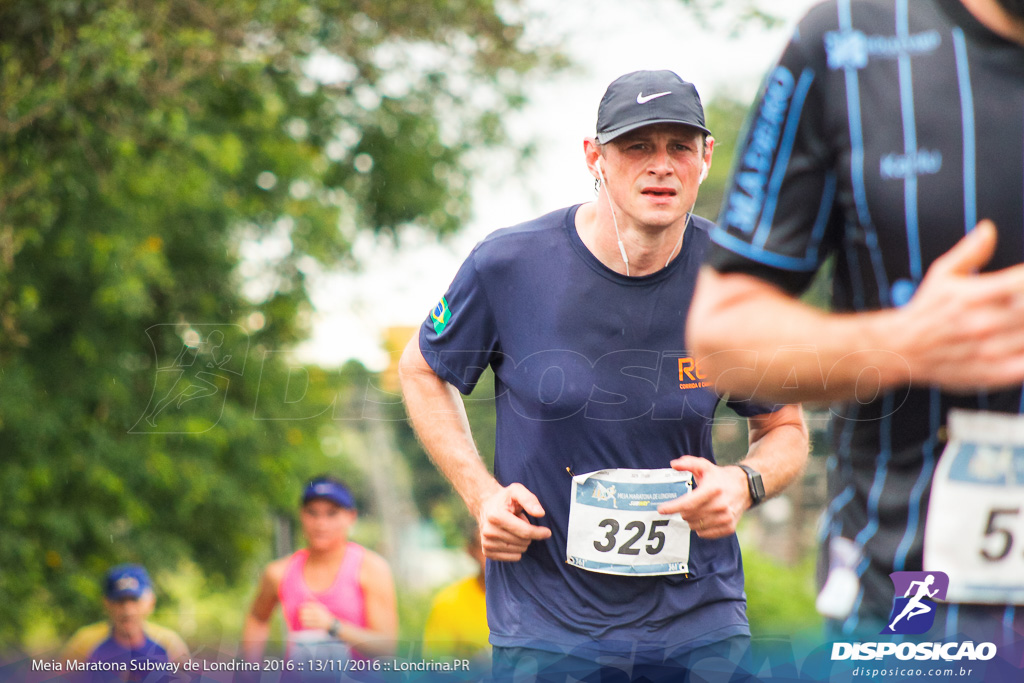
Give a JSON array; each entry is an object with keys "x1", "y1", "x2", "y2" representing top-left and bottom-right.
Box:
[
  {"x1": 597, "y1": 159, "x2": 630, "y2": 276},
  {"x1": 597, "y1": 158, "x2": 697, "y2": 274}
]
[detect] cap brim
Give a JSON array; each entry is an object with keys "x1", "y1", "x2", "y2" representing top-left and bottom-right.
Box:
[
  {"x1": 107, "y1": 590, "x2": 146, "y2": 600},
  {"x1": 597, "y1": 119, "x2": 711, "y2": 144},
  {"x1": 303, "y1": 494, "x2": 354, "y2": 509}
]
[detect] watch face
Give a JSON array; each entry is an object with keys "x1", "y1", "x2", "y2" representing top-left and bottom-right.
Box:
[
  {"x1": 739, "y1": 464, "x2": 764, "y2": 504},
  {"x1": 750, "y1": 472, "x2": 765, "y2": 501}
]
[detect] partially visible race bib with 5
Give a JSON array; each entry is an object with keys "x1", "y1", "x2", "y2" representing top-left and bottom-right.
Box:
[
  {"x1": 566, "y1": 468, "x2": 693, "y2": 576},
  {"x1": 924, "y1": 409, "x2": 1024, "y2": 604}
]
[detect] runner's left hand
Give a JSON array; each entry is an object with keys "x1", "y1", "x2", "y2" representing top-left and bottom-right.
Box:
[{"x1": 656, "y1": 456, "x2": 750, "y2": 538}]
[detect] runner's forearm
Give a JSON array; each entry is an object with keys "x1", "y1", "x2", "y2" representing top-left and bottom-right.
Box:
[
  {"x1": 399, "y1": 337, "x2": 502, "y2": 517},
  {"x1": 332, "y1": 621, "x2": 396, "y2": 657},
  {"x1": 740, "y1": 404, "x2": 809, "y2": 501},
  {"x1": 689, "y1": 269, "x2": 907, "y2": 403}
]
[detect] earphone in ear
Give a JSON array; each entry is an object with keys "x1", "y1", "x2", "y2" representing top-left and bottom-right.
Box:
[
  {"x1": 596, "y1": 157, "x2": 605, "y2": 184},
  {"x1": 699, "y1": 160, "x2": 709, "y2": 184}
]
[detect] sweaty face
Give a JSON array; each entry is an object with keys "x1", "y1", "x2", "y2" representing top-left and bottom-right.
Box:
[
  {"x1": 600, "y1": 123, "x2": 710, "y2": 233},
  {"x1": 301, "y1": 499, "x2": 355, "y2": 550}
]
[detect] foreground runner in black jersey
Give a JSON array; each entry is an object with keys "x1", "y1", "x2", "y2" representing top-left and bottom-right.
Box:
[
  {"x1": 691, "y1": 0, "x2": 1024, "y2": 648},
  {"x1": 401, "y1": 70, "x2": 809, "y2": 681}
]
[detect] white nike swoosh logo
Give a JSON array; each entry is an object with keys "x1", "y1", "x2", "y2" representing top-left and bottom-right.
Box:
[{"x1": 636, "y1": 91, "x2": 671, "y2": 104}]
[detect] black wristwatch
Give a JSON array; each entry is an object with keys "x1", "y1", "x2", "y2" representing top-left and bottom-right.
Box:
[
  {"x1": 734, "y1": 464, "x2": 765, "y2": 507},
  {"x1": 327, "y1": 619, "x2": 342, "y2": 639}
]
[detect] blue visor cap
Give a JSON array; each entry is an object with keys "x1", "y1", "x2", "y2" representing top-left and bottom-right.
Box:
[
  {"x1": 105, "y1": 564, "x2": 152, "y2": 600},
  {"x1": 302, "y1": 478, "x2": 356, "y2": 509}
]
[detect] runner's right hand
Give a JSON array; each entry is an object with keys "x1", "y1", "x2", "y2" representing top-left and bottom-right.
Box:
[{"x1": 478, "y1": 483, "x2": 552, "y2": 562}]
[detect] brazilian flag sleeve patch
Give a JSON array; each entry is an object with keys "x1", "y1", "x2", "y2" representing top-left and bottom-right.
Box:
[{"x1": 431, "y1": 296, "x2": 452, "y2": 335}]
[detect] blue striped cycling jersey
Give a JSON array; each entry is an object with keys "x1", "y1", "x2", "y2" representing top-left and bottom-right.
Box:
[
  {"x1": 706, "y1": 0, "x2": 1024, "y2": 642},
  {"x1": 419, "y1": 205, "x2": 779, "y2": 659}
]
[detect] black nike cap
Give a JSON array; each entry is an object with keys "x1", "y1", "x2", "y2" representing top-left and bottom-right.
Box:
[{"x1": 596, "y1": 70, "x2": 710, "y2": 143}]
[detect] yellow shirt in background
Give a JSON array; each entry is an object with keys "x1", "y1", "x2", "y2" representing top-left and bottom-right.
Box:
[{"x1": 422, "y1": 575, "x2": 488, "y2": 660}]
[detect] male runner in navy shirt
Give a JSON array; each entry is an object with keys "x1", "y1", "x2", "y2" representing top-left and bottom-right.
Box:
[
  {"x1": 689, "y1": 0, "x2": 1024, "y2": 648},
  {"x1": 400, "y1": 70, "x2": 809, "y2": 681}
]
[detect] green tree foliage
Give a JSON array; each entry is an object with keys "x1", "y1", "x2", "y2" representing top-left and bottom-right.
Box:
[
  {"x1": 0, "y1": 0, "x2": 561, "y2": 647},
  {"x1": 743, "y1": 548, "x2": 821, "y2": 634}
]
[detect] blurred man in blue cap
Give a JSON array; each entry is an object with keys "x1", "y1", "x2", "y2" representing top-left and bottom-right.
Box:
[{"x1": 63, "y1": 564, "x2": 189, "y2": 678}]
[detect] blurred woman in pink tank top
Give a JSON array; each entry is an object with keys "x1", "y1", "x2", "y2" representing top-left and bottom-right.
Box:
[{"x1": 242, "y1": 476, "x2": 398, "y2": 661}]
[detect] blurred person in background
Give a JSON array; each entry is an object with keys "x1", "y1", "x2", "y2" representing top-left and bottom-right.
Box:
[
  {"x1": 63, "y1": 564, "x2": 189, "y2": 679},
  {"x1": 242, "y1": 475, "x2": 398, "y2": 663}
]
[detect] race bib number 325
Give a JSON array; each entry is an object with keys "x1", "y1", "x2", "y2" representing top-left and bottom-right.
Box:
[{"x1": 565, "y1": 468, "x2": 693, "y2": 577}]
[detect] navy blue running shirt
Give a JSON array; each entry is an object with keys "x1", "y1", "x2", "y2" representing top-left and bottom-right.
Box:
[
  {"x1": 706, "y1": 0, "x2": 1024, "y2": 640},
  {"x1": 419, "y1": 205, "x2": 777, "y2": 657}
]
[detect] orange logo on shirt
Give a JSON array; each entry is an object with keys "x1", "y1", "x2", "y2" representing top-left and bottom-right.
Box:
[{"x1": 678, "y1": 357, "x2": 712, "y2": 390}]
